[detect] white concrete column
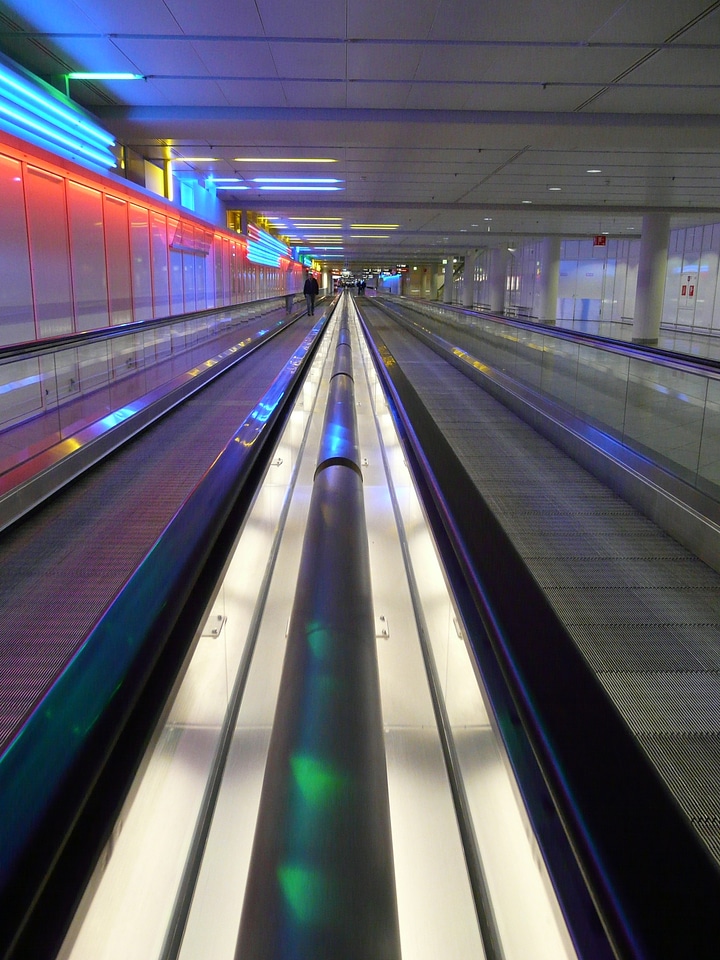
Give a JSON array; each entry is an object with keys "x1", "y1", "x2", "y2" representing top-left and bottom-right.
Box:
[
  {"x1": 443, "y1": 258, "x2": 454, "y2": 303},
  {"x1": 538, "y1": 237, "x2": 561, "y2": 323},
  {"x1": 489, "y1": 247, "x2": 509, "y2": 313},
  {"x1": 462, "y1": 250, "x2": 477, "y2": 307},
  {"x1": 633, "y1": 213, "x2": 671, "y2": 344}
]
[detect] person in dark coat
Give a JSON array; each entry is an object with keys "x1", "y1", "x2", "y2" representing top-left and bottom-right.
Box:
[{"x1": 303, "y1": 271, "x2": 319, "y2": 315}]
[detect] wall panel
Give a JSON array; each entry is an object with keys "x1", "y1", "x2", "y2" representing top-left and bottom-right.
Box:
[
  {"x1": 67, "y1": 180, "x2": 109, "y2": 331},
  {"x1": 150, "y1": 212, "x2": 170, "y2": 318},
  {"x1": 0, "y1": 154, "x2": 34, "y2": 345},
  {"x1": 104, "y1": 195, "x2": 133, "y2": 325},
  {"x1": 25, "y1": 165, "x2": 74, "y2": 338},
  {"x1": 167, "y1": 217, "x2": 184, "y2": 315},
  {"x1": 129, "y1": 204, "x2": 153, "y2": 321}
]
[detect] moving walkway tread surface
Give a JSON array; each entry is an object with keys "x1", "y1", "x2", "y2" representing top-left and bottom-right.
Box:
[
  {"x1": 0, "y1": 315, "x2": 317, "y2": 757},
  {"x1": 358, "y1": 300, "x2": 720, "y2": 954}
]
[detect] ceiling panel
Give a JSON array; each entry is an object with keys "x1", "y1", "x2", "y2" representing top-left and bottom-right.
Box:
[
  {"x1": 480, "y1": 48, "x2": 640, "y2": 85},
  {"x1": 70, "y1": 0, "x2": 183, "y2": 34},
  {"x1": 404, "y1": 83, "x2": 472, "y2": 110},
  {"x1": 281, "y1": 80, "x2": 348, "y2": 109},
  {"x1": 457, "y1": 84, "x2": 592, "y2": 112},
  {"x1": 191, "y1": 41, "x2": 277, "y2": 78},
  {"x1": 346, "y1": 82, "x2": 412, "y2": 108},
  {"x1": 267, "y1": 42, "x2": 347, "y2": 80},
  {"x1": 111, "y1": 38, "x2": 211, "y2": 76},
  {"x1": 589, "y1": 85, "x2": 720, "y2": 116},
  {"x1": 214, "y1": 78, "x2": 288, "y2": 107},
  {"x1": 147, "y1": 78, "x2": 226, "y2": 107},
  {"x1": 347, "y1": 0, "x2": 440, "y2": 40},
  {"x1": 347, "y1": 44, "x2": 424, "y2": 82},
  {"x1": 164, "y1": 0, "x2": 265, "y2": 35},
  {"x1": 588, "y1": 0, "x2": 718, "y2": 44},
  {"x1": 622, "y1": 48, "x2": 720, "y2": 87},
  {"x1": 255, "y1": 0, "x2": 347, "y2": 38}
]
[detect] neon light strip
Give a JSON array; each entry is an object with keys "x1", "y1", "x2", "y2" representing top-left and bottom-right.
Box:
[
  {"x1": 253, "y1": 177, "x2": 341, "y2": 183},
  {"x1": 0, "y1": 63, "x2": 114, "y2": 148},
  {"x1": 247, "y1": 223, "x2": 291, "y2": 267},
  {"x1": 234, "y1": 157, "x2": 337, "y2": 162},
  {"x1": 0, "y1": 101, "x2": 115, "y2": 168},
  {"x1": 0, "y1": 61, "x2": 116, "y2": 169},
  {"x1": 258, "y1": 186, "x2": 341, "y2": 192},
  {"x1": 68, "y1": 73, "x2": 143, "y2": 81}
]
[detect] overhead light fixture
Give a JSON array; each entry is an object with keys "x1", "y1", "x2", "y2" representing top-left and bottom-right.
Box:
[
  {"x1": 522, "y1": 200, "x2": 533, "y2": 204},
  {"x1": 234, "y1": 157, "x2": 337, "y2": 163},
  {"x1": 351, "y1": 224, "x2": 399, "y2": 229},
  {"x1": 259, "y1": 185, "x2": 341, "y2": 191},
  {"x1": 210, "y1": 177, "x2": 244, "y2": 182},
  {"x1": 586, "y1": 168, "x2": 602, "y2": 173},
  {"x1": 253, "y1": 178, "x2": 341, "y2": 184},
  {"x1": 291, "y1": 217, "x2": 342, "y2": 222},
  {"x1": 67, "y1": 72, "x2": 144, "y2": 81},
  {"x1": 175, "y1": 157, "x2": 220, "y2": 163},
  {"x1": 548, "y1": 186, "x2": 562, "y2": 191},
  {"x1": 214, "y1": 185, "x2": 249, "y2": 190}
]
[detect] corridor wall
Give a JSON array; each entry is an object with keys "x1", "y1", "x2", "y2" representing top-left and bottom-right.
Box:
[{"x1": 0, "y1": 131, "x2": 304, "y2": 348}]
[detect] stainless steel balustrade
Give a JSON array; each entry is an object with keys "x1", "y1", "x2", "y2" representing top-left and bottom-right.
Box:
[{"x1": 402, "y1": 298, "x2": 720, "y2": 496}]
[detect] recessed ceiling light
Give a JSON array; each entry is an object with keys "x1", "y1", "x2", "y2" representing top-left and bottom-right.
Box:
[
  {"x1": 484, "y1": 217, "x2": 492, "y2": 221},
  {"x1": 68, "y1": 72, "x2": 144, "y2": 80},
  {"x1": 522, "y1": 200, "x2": 532, "y2": 204},
  {"x1": 548, "y1": 186, "x2": 562, "y2": 191},
  {"x1": 253, "y1": 178, "x2": 341, "y2": 184},
  {"x1": 586, "y1": 168, "x2": 602, "y2": 173},
  {"x1": 234, "y1": 157, "x2": 337, "y2": 163},
  {"x1": 259, "y1": 186, "x2": 341, "y2": 191}
]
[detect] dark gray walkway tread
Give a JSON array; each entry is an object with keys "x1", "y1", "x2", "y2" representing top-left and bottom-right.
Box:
[
  {"x1": 0, "y1": 317, "x2": 315, "y2": 754},
  {"x1": 369, "y1": 307, "x2": 720, "y2": 865}
]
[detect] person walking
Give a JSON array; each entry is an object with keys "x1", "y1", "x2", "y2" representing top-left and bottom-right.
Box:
[{"x1": 303, "y1": 271, "x2": 319, "y2": 315}]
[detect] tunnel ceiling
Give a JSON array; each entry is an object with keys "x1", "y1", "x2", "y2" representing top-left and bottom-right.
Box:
[{"x1": 0, "y1": 0, "x2": 719, "y2": 267}]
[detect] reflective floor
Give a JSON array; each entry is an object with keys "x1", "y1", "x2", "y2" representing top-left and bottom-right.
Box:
[{"x1": 59, "y1": 298, "x2": 576, "y2": 960}]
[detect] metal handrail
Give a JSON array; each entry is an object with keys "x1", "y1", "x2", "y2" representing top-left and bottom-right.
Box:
[{"x1": 236, "y1": 309, "x2": 401, "y2": 959}]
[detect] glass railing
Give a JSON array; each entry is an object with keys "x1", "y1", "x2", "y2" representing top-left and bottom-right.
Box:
[
  {"x1": 0, "y1": 295, "x2": 303, "y2": 481},
  {"x1": 393, "y1": 298, "x2": 720, "y2": 498}
]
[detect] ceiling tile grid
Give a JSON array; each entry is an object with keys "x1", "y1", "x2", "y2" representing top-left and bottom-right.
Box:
[{"x1": 0, "y1": 0, "x2": 719, "y2": 265}]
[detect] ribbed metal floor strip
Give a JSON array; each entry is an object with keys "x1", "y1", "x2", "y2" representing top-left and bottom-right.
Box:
[
  {"x1": 0, "y1": 318, "x2": 315, "y2": 756},
  {"x1": 370, "y1": 308, "x2": 720, "y2": 866}
]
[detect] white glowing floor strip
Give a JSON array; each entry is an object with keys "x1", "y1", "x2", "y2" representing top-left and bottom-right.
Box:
[{"x1": 350, "y1": 301, "x2": 578, "y2": 960}]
